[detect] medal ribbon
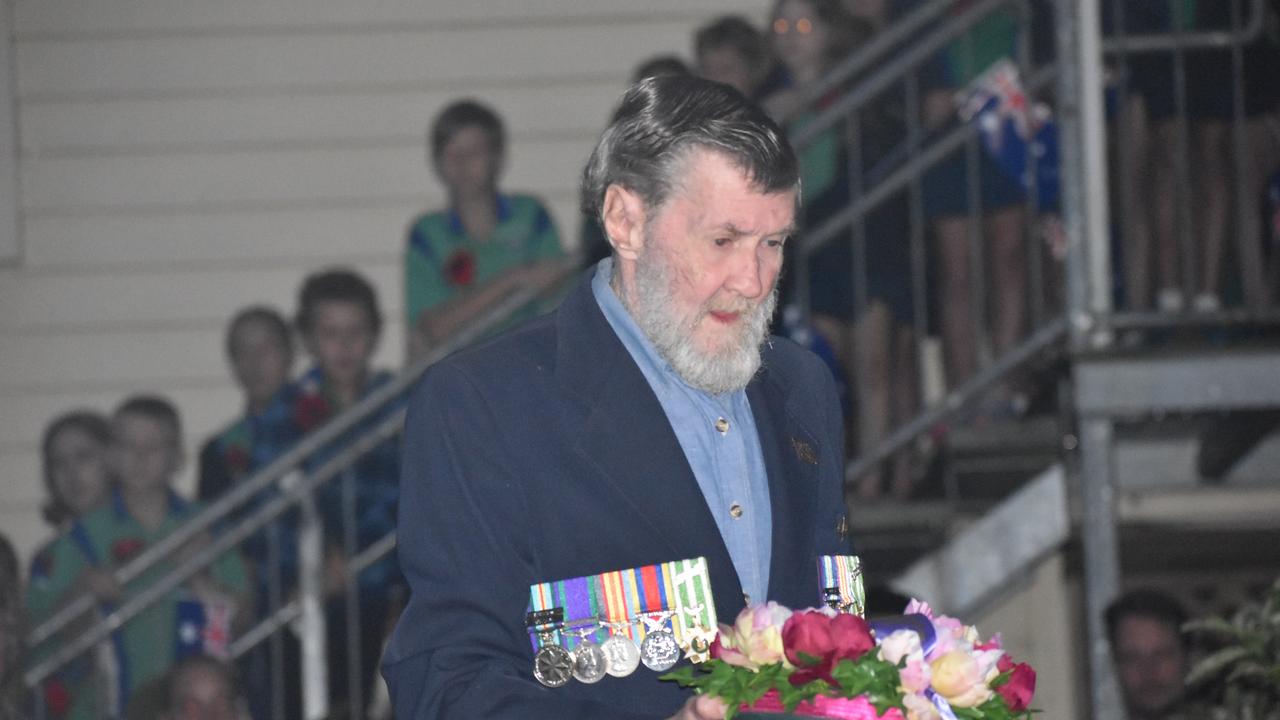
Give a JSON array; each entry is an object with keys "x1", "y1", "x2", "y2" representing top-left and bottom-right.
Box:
[
  {"x1": 818, "y1": 554, "x2": 866, "y2": 617},
  {"x1": 526, "y1": 557, "x2": 717, "y2": 654}
]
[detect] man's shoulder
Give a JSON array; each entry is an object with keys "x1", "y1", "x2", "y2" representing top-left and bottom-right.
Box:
[
  {"x1": 760, "y1": 334, "x2": 835, "y2": 386},
  {"x1": 428, "y1": 310, "x2": 560, "y2": 390}
]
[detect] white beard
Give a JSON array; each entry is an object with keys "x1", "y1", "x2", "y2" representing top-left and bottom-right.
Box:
[{"x1": 628, "y1": 245, "x2": 777, "y2": 395}]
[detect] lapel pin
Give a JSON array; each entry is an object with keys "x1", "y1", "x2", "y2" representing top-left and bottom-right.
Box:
[{"x1": 791, "y1": 437, "x2": 817, "y2": 465}]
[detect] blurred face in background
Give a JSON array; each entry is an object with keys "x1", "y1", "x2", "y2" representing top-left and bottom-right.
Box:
[
  {"x1": 47, "y1": 425, "x2": 112, "y2": 518},
  {"x1": 699, "y1": 45, "x2": 759, "y2": 98},
  {"x1": 112, "y1": 413, "x2": 181, "y2": 495},
  {"x1": 228, "y1": 317, "x2": 292, "y2": 413},
  {"x1": 772, "y1": 0, "x2": 831, "y2": 81},
  {"x1": 1113, "y1": 615, "x2": 1187, "y2": 719},
  {"x1": 304, "y1": 300, "x2": 376, "y2": 393},
  {"x1": 436, "y1": 125, "x2": 502, "y2": 203}
]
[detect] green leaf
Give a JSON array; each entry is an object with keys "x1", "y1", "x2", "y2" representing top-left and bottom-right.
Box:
[{"x1": 1188, "y1": 646, "x2": 1253, "y2": 687}]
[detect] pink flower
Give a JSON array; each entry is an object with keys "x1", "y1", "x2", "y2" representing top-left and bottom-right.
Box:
[
  {"x1": 902, "y1": 693, "x2": 943, "y2": 720},
  {"x1": 929, "y1": 649, "x2": 993, "y2": 707},
  {"x1": 899, "y1": 657, "x2": 933, "y2": 695},
  {"x1": 715, "y1": 602, "x2": 792, "y2": 670},
  {"x1": 782, "y1": 610, "x2": 876, "y2": 686},
  {"x1": 746, "y1": 691, "x2": 906, "y2": 719},
  {"x1": 877, "y1": 629, "x2": 923, "y2": 666},
  {"x1": 995, "y1": 654, "x2": 1037, "y2": 712},
  {"x1": 903, "y1": 598, "x2": 934, "y2": 618}
]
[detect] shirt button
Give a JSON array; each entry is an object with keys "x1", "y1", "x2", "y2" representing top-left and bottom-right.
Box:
[
  {"x1": 715, "y1": 417, "x2": 730, "y2": 434},
  {"x1": 729, "y1": 502, "x2": 743, "y2": 519}
]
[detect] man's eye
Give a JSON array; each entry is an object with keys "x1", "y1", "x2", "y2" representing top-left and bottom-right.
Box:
[
  {"x1": 714, "y1": 237, "x2": 732, "y2": 247},
  {"x1": 766, "y1": 237, "x2": 788, "y2": 249}
]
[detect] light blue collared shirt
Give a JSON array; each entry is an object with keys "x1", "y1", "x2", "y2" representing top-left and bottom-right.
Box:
[{"x1": 592, "y1": 258, "x2": 772, "y2": 604}]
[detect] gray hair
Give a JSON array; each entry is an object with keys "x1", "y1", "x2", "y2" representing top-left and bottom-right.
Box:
[{"x1": 581, "y1": 74, "x2": 800, "y2": 227}]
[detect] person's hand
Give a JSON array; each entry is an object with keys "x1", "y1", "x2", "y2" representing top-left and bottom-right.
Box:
[
  {"x1": 78, "y1": 567, "x2": 123, "y2": 604},
  {"x1": 667, "y1": 694, "x2": 728, "y2": 720}
]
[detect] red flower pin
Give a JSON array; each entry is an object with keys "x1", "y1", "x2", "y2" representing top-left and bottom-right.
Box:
[
  {"x1": 225, "y1": 445, "x2": 251, "y2": 475},
  {"x1": 112, "y1": 537, "x2": 145, "y2": 564},
  {"x1": 293, "y1": 393, "x2": 330, "y2": 433},
  {"x1": 445, "y1": 249, "x2": 476, "y2": 287},
  {"x1": 44, "y1": 679, "x2": 71, "y2": 717}
]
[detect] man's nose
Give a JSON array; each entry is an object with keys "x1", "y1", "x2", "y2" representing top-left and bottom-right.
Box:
[{"x1": 725, "y1": 246, "x2": 765, "y2": 299}]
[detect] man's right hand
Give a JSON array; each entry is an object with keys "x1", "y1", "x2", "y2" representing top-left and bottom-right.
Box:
[{"x1": 668, "y1": 694, "x2": 728, "y2": 720}]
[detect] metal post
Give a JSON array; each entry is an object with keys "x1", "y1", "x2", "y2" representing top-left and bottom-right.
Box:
[
  {"x1": 298, "y1": 492, "x2": 329, "y2": 720},
  {"x1": 1057, "y1": 0, "x2": 1123, "y2": 719}
]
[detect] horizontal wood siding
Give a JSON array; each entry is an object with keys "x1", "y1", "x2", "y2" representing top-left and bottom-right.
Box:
[{"x1": 0, "y1": 0, "x2": 770, "y2": 565}]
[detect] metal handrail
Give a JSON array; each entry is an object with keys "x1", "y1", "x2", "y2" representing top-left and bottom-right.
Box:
[
  {"x1": 23, "y1": 270, "x2": 575, "y2": 687},
  {"x1": 792, "y1": 0, "x2": 1016, "y2": 152},
  {"x1": 781, "y1": 0, "x2": 958, "y2": 127},
  {"x1": 843, "y1": 317, "x2": 1067, "y2": 484},
  {"x1": 1101, "y1": 0, "x2": 1264, "y2": 54}
]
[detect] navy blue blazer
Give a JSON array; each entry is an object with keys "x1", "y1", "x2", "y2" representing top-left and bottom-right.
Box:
[{"x1": 384, "y1": 272, "x2": 852, "y2": 719}]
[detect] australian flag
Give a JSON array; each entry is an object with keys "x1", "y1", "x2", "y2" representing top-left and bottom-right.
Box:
[
  {"x1": 956, "y1": 58, "x2": 1060, "y2": 212},
  {"x1": 174, "y1": 596, "x2": 234, "y2": 660}
]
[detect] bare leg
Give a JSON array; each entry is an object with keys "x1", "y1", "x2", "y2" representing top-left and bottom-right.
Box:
[
  {"x1": 1195, "y1": 120, "x2": 1230, "y2": 301},
  {"x1": 986, "y1": 205, "x2": 1028, "y2": 356},
  {"x1": 1118, "y1": 95, "x2": 1153, "y2": 309},
  {"x1": 852, "y1": 303, "x2": 892, "y2": 501},
  {"x1": 1152, "y1": 120, "x2": 1183, "y2": 302},
  {"x1": 935, "y1": 216, "x2": 978, "y2": 388},
  {"x1": 889, "y1": 323, "x2": 920, "y2": 500}
]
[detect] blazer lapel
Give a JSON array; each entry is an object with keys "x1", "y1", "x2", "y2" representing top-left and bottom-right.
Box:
[
  {"x1": 750, "y1": 364, "x2": 823, "y2": 608},
  {"x1": 556, "y1": 275, "x2": 744, "y2": 613}
]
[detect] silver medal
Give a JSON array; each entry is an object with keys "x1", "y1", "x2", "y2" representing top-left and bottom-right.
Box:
[
  {"x1": 601, "y1": 634, "x2": 641, "y2": 677},
  {"x1": 532, "y1": 645, "x2": 574, "y2": 688},
  {"x1": 571, "y1": 640, "x2": 608, "y2": 684},
  {"x1": 640, "y1": 629, "x2": 681, "y2": 672}
]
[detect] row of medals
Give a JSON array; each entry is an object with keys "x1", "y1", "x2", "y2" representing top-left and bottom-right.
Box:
[{"x1": 532, "y1": 616, "x2": 703, "y2": 688}]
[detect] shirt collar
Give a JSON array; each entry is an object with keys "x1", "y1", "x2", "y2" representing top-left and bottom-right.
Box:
[{"x1": 447, "y1": 193, "x2": 512, "y2": 236}]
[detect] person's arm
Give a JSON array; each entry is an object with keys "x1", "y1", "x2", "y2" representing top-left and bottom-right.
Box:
[
  {"x1": 410, "y1": 256, "x2": 572, "y2": 351},
  {"x1": 384, "y1": 362, "x2": 673, "y2": 720},
  {"x1": 407, "y1": 201, "x2": 573, "y2": 359}
]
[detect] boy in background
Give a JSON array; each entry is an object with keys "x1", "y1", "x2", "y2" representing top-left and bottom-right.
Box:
[
  {"x1": 28, "y1": 396, "x2": 249, "y2": 720},
  {"x1": 291, "y1": 268, "x2": 403, "y2": 718},
  {"x1": 198, "y1": 306, "x2": 298, "y2": 503},
  {"x1": 405, "y1": 99, "x2": 569, "y2": 359}
]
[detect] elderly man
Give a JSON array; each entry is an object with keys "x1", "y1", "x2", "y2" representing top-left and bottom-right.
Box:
[{"x1": 384, "y1": 75, "x2": 851, "y2": 720}]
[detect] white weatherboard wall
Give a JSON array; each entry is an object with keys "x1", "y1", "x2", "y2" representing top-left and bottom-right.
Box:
[{"x1": 0, "y1": 0, "x2": 769, "y2": 567}]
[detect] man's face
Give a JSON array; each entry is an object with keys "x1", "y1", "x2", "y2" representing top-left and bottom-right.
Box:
[
  {"x1": 229, "y1": 318, "x2": 291, "y2": 410},
  {"x1": 305, "y1": 300, "x2": 376, "y2": 391},
  {"x1": 1114, "y1": 615, "x2": 1187, "y2": 718},
  {"x1": 111, "y1": 414, "x2": 179, "y2": 495},
  {"x1": 621, "y1": 148, "x2": 795, "y2": 394},
  {"x1": 437, "y1": 125, "x2": 500, "y2": 201}
]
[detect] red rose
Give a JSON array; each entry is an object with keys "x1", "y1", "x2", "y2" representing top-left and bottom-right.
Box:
[
  {"x1": 294, "y1": 393, "x2": 330, "y2": 432},
  {"x1": 783, "y1": 611, "x2": 875, "y2": 686},
  {"x1": 44, "y1": 679, "x2": 71, "y2": 716},
  {"x1": 225, "y1": 445, "x2": 251, "y2": 475},
  {"x1": 995, "y1": 655, "x2": 1036, "y2": 712},
  {"x1": 445, "y1": 249, "x2": 476, "y2": 287},
  {"x1": 112, "y1": 537, "x2": 145, "y2": 564}
]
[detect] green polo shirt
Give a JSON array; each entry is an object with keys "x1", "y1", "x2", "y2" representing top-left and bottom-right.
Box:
[
  {"x1": 27, "y1": 489, "x2": 247, "y2": 720},
  {"x1": 405, "y1": 193, "x2": 564, "y2": 331}
]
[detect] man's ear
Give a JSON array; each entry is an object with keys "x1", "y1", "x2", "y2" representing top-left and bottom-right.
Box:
[{"x1": 601, "y1": 185, "x2": 647, "y2": 261}]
